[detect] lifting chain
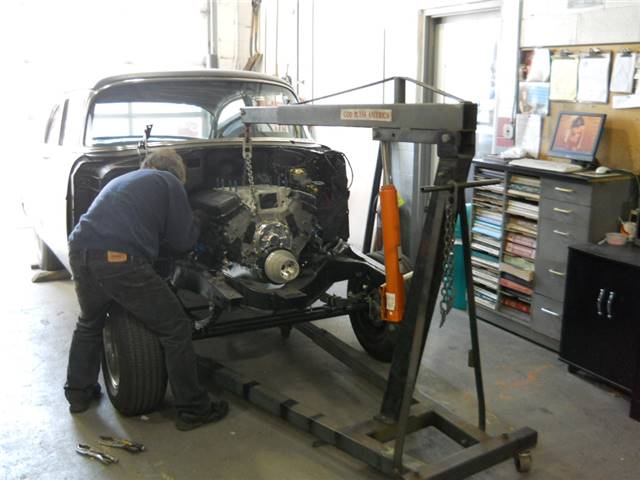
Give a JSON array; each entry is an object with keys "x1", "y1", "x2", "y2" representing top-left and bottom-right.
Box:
[
  {"x1": 439, "y1": 182, "x2": 458, "y2": 327},
  {"x1": 242, "y1": 124, "x2": 258, "y2": 212}
]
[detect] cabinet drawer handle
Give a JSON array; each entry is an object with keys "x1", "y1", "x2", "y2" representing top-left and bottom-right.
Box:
[
  {"x1": 540, "y1": 307, "x2": 560, "y2": 317},
  {"x1": 553, "y1": 229, "x2": 569, "y2": 236},
  {"x1": 555, "y1": 186, "x2": 574, "y2": 193},
  {"x1": 597, "y1": 288, "x2": 606, "y2": 316},
  {"x1": 548, "y1": 269, "x2": 566, "y2": 277},
  {"x1": 553, "y1": 207, "x2": 573, "y2": 214},
  {"x1": 607, "y1": 291, "x2": 615, "y2": 320}
]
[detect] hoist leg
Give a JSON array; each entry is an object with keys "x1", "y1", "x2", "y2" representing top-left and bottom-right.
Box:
[
  {"x1": 458, "y1": 188, "x2": 486, "y2": 431},
  {"x1": 380, "y1": 151, "x2": 474, "y2": 470}
]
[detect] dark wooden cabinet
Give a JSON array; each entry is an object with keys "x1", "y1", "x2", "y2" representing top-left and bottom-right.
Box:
[{"x1": 560, "y1": 244, "x2": 640, "y2": 420}]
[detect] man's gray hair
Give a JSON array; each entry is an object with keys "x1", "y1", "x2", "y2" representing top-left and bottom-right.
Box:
[{"x1": 141, "y1": 148, "x2": 187, "y2": 183}]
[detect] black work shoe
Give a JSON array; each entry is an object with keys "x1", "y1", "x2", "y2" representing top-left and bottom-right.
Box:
[
  {"x1": 175, "y1": 400, "x2": 229, "y2": 431},
  {"x1": 66, "y1": 384, "x2": 102, "y2": 414}
]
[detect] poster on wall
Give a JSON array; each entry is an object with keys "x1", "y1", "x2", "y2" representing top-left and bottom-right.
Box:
[
  {"x1": 518, "y1": 82, "x2": 550, "y2": 115},
  {"x1": 495, "y1": 117, "x2": 515, "y2": 148},
  {"x1": 550, "y1": 57, "x2": 579, "y2": 101},
  {"x1": 577, "y1": 52, "x2": 611, "y2": 103},
  {"x1": 527, "y1": 49, "x2": 551, "y2": 82},
  {"x1": 610, "y1": 52, "x2": 637, "y2": 93}
]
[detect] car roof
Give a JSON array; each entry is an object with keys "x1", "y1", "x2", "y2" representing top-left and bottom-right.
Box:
[{"x1": 92, "y1": 70, "x2": 292, "y2": 91}]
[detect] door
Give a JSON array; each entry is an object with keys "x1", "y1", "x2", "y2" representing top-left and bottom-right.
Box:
[
  {"x1": 26, "y1": 98, "x2": 81, "y2": 270},
  {"x1": 430, "y1": 11, "x2": 500, "y2": 177},
  {"x1": 561, "y1": 249, "x2": 639, "y2": 390}
]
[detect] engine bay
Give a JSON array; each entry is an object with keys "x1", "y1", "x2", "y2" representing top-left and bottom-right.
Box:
[
  {"x1": 72, "y1": 143, "x2": 366, "y2": 317},
  {"x1": 183, "y1": 145, "x2": 350, "y2": 288}
]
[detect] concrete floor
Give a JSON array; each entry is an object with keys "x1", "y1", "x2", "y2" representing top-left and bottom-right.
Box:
[{"x1": 2, "y1": 218, "x2": 640, "y2": 479}]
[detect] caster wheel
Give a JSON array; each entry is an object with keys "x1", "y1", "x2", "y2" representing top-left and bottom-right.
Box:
[
  {"x1": 279, "y1": 325, "x2": 292, "y2": 339},
  {"x1": 514, "y1": 450, "x2": 532, "y2": 473},
  {"x1": 568, "y1": 365, "x2": 579, "y2": 374}
]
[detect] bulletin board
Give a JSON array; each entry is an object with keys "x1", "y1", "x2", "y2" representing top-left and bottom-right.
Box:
[{"x1": 522, "y1": 43, "x2": 640, "y2": 173}]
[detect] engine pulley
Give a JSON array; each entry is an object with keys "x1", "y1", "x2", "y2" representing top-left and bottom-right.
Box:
[{"x1": 263, "y1": 249, "x2": 300, "y2": 284}]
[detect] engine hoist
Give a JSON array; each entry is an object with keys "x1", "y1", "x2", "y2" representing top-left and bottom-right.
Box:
[{"x1": 197, "y1": 77, "x2": 538, "y2": 479}]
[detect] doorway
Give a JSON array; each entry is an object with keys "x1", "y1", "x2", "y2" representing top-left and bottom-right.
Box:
[{"x1": 426, "y1": 10, "x2": 501, "y2": 177}]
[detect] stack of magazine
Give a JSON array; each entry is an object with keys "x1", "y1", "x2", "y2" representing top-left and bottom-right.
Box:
[
  {"x1": 470, "y1": 168, "x2": 505, "y2": 310},
  {"x1": 499, "y1": 174, "x2": 540, "y2": 317}
]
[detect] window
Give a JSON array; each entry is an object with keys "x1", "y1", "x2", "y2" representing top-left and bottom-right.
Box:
[
  {"x1": 215, "y1": 92, "x2": 297, "y2": 139},
  {"x1": 45, "y1": 104, "x2": 63, "y2": 145},
  {"x1": 91, "y1": 102, "x2": 213, "y2": 144},
  {"x1": 86, "y1": 79, "x2": 305, "y2": 146},
  {"x1": 434, "y1": 11, "x2": 500, "y2": 158}
]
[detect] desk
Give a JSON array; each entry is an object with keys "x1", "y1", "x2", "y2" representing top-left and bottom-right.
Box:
[
  {"x1": 471, "y1": 159, "x2": 633, "y2": 351},
  {"x1": 560, "y1": 243, "x2": 640, "y2": 421}
]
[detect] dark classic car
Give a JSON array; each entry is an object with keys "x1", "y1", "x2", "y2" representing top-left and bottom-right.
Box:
[{"x1": 25, "y1": 70, "x2": 404, "y2": 415}]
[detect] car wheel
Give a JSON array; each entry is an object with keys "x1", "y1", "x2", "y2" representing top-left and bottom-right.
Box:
[
  {"x1": 102, "y1": 305, "x2": 167, "y2": 416},
  {"x1": 348, "y1": 251, "x2": 412, "y2": 363},
  {"x1": 35, "y1": 233, "x2": 64, "y2": 271}
]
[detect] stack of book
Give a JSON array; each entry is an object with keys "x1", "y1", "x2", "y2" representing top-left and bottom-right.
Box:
[
  {"x1": 507, "y1": 175, "x2": 541, "y2": 201},
  {"x1": 470, "y1": 168, "x2": 505, "y2": 310},
  {"x1": 506, "y1": 217, "x2": 537, "y2": 236},
  {"x1": 499, "y1": 174, "x2": 540, "y2": 319},
  {"x1": 472, "y1": 252, "x2": 500, "y2": 310},
  {"x1": 506, "y1": 198, "x2": 539, "y2": 219}
]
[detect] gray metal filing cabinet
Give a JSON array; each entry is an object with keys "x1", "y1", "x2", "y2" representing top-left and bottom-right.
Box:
[{"x1": 470, "y1": 159, "x2": 634, "y2": 351}]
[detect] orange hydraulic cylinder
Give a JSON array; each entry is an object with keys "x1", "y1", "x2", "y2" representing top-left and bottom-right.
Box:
[{"x1": 379, "y1": 184, "x2": 405, "y2": 323}]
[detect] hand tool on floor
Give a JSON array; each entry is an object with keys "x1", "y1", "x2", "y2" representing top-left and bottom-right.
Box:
[
  {"x1": 76, "y1": 444, "x2": 118, "y2": 465},
  {"x1": 99, "y1": 435, "x2": 145, "y2": 453}
]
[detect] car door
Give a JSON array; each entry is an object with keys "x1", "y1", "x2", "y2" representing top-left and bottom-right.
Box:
[{"x1": 26, "y1": 97, "x2": 81, "y2": 270}]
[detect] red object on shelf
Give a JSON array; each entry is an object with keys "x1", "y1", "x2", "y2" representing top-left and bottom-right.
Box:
[
  {"x1": 499, "y1": 277, "x2": 534, "y2": 296},
  {"x1": 501, "y1": 297, "x2": 531, "y2": 314}
]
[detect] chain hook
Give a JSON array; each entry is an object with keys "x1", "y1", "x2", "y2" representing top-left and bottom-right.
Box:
[
  {"x1": 439, "y1": 181, "x2": 459, "y2": 327},
  {"x1": 242, "y1": 124, "x2": 258, "y2": 213}
]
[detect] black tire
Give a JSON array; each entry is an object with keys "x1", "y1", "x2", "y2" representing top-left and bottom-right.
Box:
[
  {"x1": 35, "y1": 233, "x2": 64, "y2": 271},
  {"x1": 349, "y1": 251, "x2": 412, "y2": 363},
  {"x1": 102, "y1": 305, "x2": 167, "y2": 416}
]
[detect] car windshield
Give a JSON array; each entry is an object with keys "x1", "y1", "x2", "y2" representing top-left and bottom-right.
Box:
[{"x1": 86, "y1": 79, "x2": 305, "y2": 146}]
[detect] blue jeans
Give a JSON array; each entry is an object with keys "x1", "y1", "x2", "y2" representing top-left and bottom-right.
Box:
[{"x1": 65, "y1": 250, "x2": 209, "y2": 416}]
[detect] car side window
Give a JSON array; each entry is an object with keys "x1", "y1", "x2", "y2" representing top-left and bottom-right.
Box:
[
  {"x1": 45, "y1": 104, "x2": 62, "y2": 144},
  {"x1": 58, "y1": 99, "x2": 69, "y2": 145},
  {"x1": 215, "y1": 98, "x2": 246, "y2": 138},
  {"x1": 214, "y1": 95, "x2": 300, "y2": 139},
  {"x1": 44, "y1": 100, "x2": 69, "y2": 145}
]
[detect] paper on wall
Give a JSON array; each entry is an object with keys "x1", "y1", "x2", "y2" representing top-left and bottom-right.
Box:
[
  {"x1": 550, "y1": 57, "x2": 579, "y2": 101},
  {"x1": 515, "y1": 113, "x2": 542, "y2": 158},
  {"x1": 612, "y1": 94, "x2": 640, "y2": 109},
  {"x1": 527, "y1": 48, "x2": 551, "y2": 82},
  {"x1": 519, "y1": 82, "x2": 550, "y2": 115},
  {"x1": 577, "y1": 53, "x2": 611, "y2": 103},
  {"x1": 610, "y1": 52, "x2": 637, "y2": 93}
]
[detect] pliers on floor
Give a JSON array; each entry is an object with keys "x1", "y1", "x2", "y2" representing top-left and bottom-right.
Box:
[
  {"x1": 76, "y1": 444, "x2": 118, "y2": 465},
  {"x1": 99, "y1": 435, "x2": 145, "y2": 453}
]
